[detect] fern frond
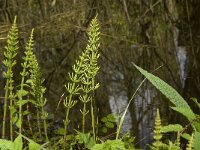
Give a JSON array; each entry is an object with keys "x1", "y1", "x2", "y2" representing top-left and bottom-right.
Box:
[{"x1": 161, "y1": 124, "x2": 183, "y2": 133}]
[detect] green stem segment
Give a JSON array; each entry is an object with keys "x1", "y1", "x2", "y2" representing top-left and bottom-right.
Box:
[
  {"x1": 91, "y1": 79, "x2": 96, "y2": 142},
  {"x1": 2, "y1": 16, "x2": 18, "y2": 139},
  {"x1": 19, "y1": 74, "x2": 26, "y2": 134},
  {"x1": 2, "y1": 81, "x2": 9, "y2": 138},
  {"x1": 82, "y1": 100, "x2": 87, "y2": 133},
  {"x1": 41, "y1": 106, "x2": 48, "y2": 141},
  {"x1": 63, "y1": 94, "x2": 75, "y2": 150},
  {"x1": 9, "y1": 91, "x2": 14, "y2": 141},
  {"x1": 37, "y1": 109, "x2": 42, "y2": 139}
]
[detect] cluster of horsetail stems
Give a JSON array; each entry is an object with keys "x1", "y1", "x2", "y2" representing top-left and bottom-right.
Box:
[{"x1": 63, "y1": 16, "x2": 100, "y2": 149}]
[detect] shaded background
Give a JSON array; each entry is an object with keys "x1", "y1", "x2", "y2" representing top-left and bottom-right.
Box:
[{"x1": 0, "y1": 0, "x2": 200, "y2": 148}]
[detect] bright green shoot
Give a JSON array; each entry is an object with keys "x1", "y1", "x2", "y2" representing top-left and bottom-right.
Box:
[
  {"x1": 153, "y1": 109, "x2": 162, "y2": 149},
  {"x1": 63, "y1": 16, "x2": 100, "y2": 149},
  {"x1": 2, "y1": 16, "x2": 19, "y2": 140},
  {"x1": 79, "y1": 16, "x2": 100, "y2": 134},
  {"x1": 28, "y1": 36, "x2": 48, "y2": 141},
  {"x1": 16, "y1": 29, "x2": 34, "y2": 134}
]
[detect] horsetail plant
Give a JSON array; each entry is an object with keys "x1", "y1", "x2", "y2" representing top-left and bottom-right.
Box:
[
  {"x1": 29, "y1": 54, "x2": 48, "y2": 141},
  {"x1": 2, "y1": 16, "x2": 19, "y2": 140},
  {"x1": 153, "y1": 109, "x2": 163, "y2": 149},
  {"x1": 63, "y1": 59, "x2": 80, "y2": 149},
  {"x1": 79, "y1": 16, "x2": 100, "y2": 136},
  {"x1": 63, "y1": 17, "x2": 100, "y2": 149},
  {"x1": 186, "y1": 134, "x2": 194, "y2": 150},
  {"x1": 16, "y1": 29, "x2": 34, "y2": 134},
  {"x1": 28, "y1": 31, "x2": 48, "y2": 141}
]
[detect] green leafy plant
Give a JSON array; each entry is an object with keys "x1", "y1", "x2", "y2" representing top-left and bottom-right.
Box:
[
  {"x1": 27, "y1": 30, "x2": 48, "y2": 141},
  {"x1": 134, "y1": 64, "x2": 200, "y2": 150},
  {"x1": 98, "y1": 113, "x2": 116, "y2": 134},
  {"x1": 78, "y1": 16, "x2": 100, "y2": 135},
  {"x1": 92, "y1": 139, "x2": 127, "y2": 150},
  {"x1": 63, "y1": 16, "x2": 100, "y2": 149},
  {"x1": 0, "y1": 134, "x2": 22, "y2": 150},
  {"x1": 16, "y1": 28, "x2": 36, "y2": 134},
  {"x1": 2, "y1": 16, "x2": 200, "y2": 150},
  {"x1": 75, "y1": 130, "x2": 96, "y2": 149},
  {"x1": 122, "y1": 132, "x2": 135, "y2": 150},
  {"x1": 0, "y1": 134, "x2": 47, "y2": 150}
]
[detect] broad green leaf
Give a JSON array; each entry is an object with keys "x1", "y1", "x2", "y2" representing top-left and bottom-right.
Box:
[
  {"x1": 181, "y1": 133, "x2": 191, "y2": 140},
  {"x1": 13, "y1": 134, "x2": 23, "y2": 150},
  {"x1": 17, "y1": 89, "x2": 28, "y2": 97},
  {"x1": 191, "y1": 98, "x2": 200, "y2": 109},
  {"x1": 101, "y1": 127, "x2": 107, "y2": 133},
  {"x1": 16, "y1": 100, "x2": 29, "y2": 106},
  {"x1": 12, "y1": 113, "x2": 19, "y2": 124},
  {"x1": 20, "y1": 134, "x2": 41, "y2": 150},
  {"x1": 92, "y1": 140, "x2": 126, "y2": 150},
  {"x1": 194, "y1": 131, "x2": 200, "y2": 150},
  {"x1": 193, "y1": 121, "x2": 200, "y2": 132},
  {"x1": 171, "y1": 107, "x2": 196, "y2": 121},
  {"x1": 161, "y1": 124, "x2": 183, "y2": 133},
  {"x1": 106, "y1": 114, "x2": 116, "y2": 122},
  {"x1": 16, "y1": 118, "x2": 22, "y2": 128},
  {"x1": 101, "y1": 117, "x2": 107, "y2": 123},
  {"x1": 134, "y1": 64, "x2": 195, "y2": 118},
  {"x1": 105, "y1": 122, "x2": 114, "y2": 128},
  {"x1": 134, "y1": 64, "x2": 191, "y2": 109},
  {"x1": 0, "y1": 139, "x2": 13, "y2": 150},
  {"x1": 26, "y1": 79, "x2": 33, "y2": 84},
  {"x1": 76, "y1": 131, "x2": 95, "y2": 149},
  {"x1": 28, "y1": 141, "x2": 41, "y2": 150}
]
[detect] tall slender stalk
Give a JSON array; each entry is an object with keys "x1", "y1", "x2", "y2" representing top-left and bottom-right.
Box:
[
  {"x1": 91, "y1": 78, "x2": 96, "y2": 142},
  {"x1": 2, "y1": 16, "x2": 18, "y2": 139},
  {"x1": 27, "y1": 104, "x2": 33, "y2": 137},
  {"x1": 63, "y1": 93, "x2": 77, "y2": 149},
  {"x1": 17, "y1": 29, "x2": 34, "y2": 134},
  {"x1": 64, "y1": 17, "x2": 100, "y2": 149},
  {"x1": 79, "y1": 16, "x2": 100, "y2": 133},
  {"x1": 30, "y1": 53, "x2": 49, "y2": 141},
  {"x1": 36, "y1": 108, "x2": 42, "y2": 139},
  {"x1": 27, "y1": 31, "x2": 49, "y2": 141},
  {"x1": 41, "y1": 103, "x2": 48, "y2": 141},
  {"x1": 116, "y1": 78, "x2": 146, "y2": 139}
]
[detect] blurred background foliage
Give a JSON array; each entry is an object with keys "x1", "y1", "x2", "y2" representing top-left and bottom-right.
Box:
[{"x1": 0, "y1": 0, "x2": 200, "y2": 148}]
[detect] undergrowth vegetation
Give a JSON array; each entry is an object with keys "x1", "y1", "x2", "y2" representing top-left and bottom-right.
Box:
[{"x1": 0, "y1": 17, "x2": 200, "y2": 150}]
